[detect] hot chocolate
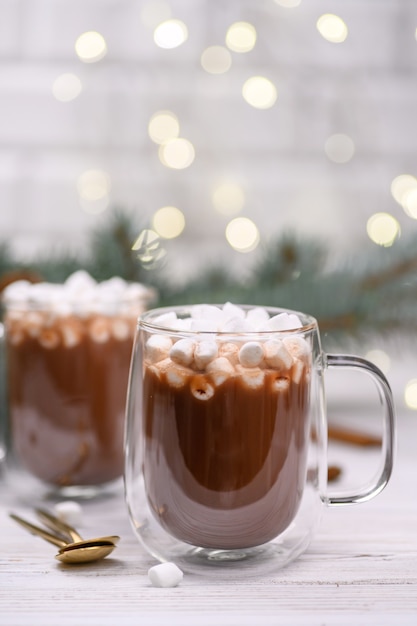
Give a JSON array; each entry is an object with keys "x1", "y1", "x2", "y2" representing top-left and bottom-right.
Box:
[
  {"x1": 141, "y1": 307, "x2": 312, "y2": 550},
  {"x1": 3, "y1": 272, "x2": 155, "y2": 488}
]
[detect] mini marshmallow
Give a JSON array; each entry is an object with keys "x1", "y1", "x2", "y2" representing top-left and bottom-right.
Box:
[
  {"x1": 170, "y1": 338, "x2": 195, "y2": 366},
  {"x1": 206, "y1": 356, "x2": 235, "y2": 386},
  {"x1": 236, "y1": 365, "x2": 265, "y2": 389},
  {"x1": 190, "y1": 376, "x2": 215, "y2": 401},
  {"x1": 264, "y1": 339, "x2": 293, "y2": 370},
  {"x1": 291, "y1": 359, "x2": 305, "y2": 385},
  {"x1": 65, "y1": 270, "x2": 97, "y2": 293},
  {"x1": 218, "y1": 342, "x2": 240, "y2": 365},
  {"x1": 246, "y1": 306, "x2": 270, "y2": 328},
  {"x1": 238, "y1": 341, "x2": 264, "y2": 368},
  {"x1": 153, "y1": 311, "x2": 178, "y2": 328},
  {"x1": 53, "y1": 501, "x2": 83, "y2": 527},
  {"x1": 222, "y1": 316, "x2": 252, "y2": 333},
  {"x1": 146, "y1": 335, "x2": 173, "y2": 363},
  {"x1": 148, "y1": 562, "x2": 183, "y2": 588},
  {"x1": 283, "y1": 336, "x2": 311, "y2": 362},
  {"x1": 194, "y1": 339, "x2": 219, "y2": 370},
  {"x1": 112, "y1": 318, "x2": 131, "y2": 341},
  {"x1": 165, "y1": 364, "x2": 190, "y2": 388},
  {"x1": 259, "y1": 312, "x2": 302, "y2": 332},
  {"x1": 223, "y1": 302, "x2": 245, "y2": 320},
  {"x1": 191, "y1": 304, "x2": 224, "y2": 322},
  {"x1": 89, "y1": 318, "x2": 111, "y2": 343},
  {"x1": 38, "y1": 328, "x2": 60, "y2": 349},
  {"x1": 190, "y1": 318, "x2": 219, "y2": 332},
  {"x1": 61, "y1": 319, "x2": 83, "y2": 348},
  {"x1": 271, "y1": 375, "x2": 290, "y2": 393}
]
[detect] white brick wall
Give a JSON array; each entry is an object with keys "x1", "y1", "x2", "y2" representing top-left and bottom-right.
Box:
[{"x1": 1, "y1": 0, "x2": 417, "y2": 280}]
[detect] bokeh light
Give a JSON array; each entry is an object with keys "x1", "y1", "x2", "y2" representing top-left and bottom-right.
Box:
[
  {"x1": 212, "y1": 182, "x2": 245, "y2": 216},
  {"x1": 154, "y1": 19, "x2": 188, "y2": 49},
  {"x1": 225, "y1": 217, "x2": 260, "y2": 252},
  {"x1": 365, "y1": 349, "x2": 391, "y2": 375},
  {"x1": 77, "y1": 169, "x2": 111, "y2": 201},
  {"x1": 226, "y1": 22, "x2": 257, "y2": 53},
  {"x1": 201, "y1": 46, "x2": 232, "y2": 74},
  {"x1": 390, "y1": 174, "x2": 417, "y2": 212},
  {"x1": 402, "y1": 189, "x2": 417, "y2": 219},
  {"x1": 75, "y1": 31, "x2": 107, "y2": 63},
  {"x1": 159, "y1": 138, "x2": 195, "y2": 169},
  {"x1": 152, "y1": 206, "x2": 185, "y2": 239},
  {"x1": 52, "y1": 73, "x2": 82, "y2": 102},
  {"x1": 242, "y1": 76, "x2": 277, "y2": 109},
  {"x1": 317, "y1": 14, "x2": 348, "y2": 43},
  {"x1": 148, "y1": 111, "x2": 180, "y2": 144},
  {"x1": 324, "y1": 133, "x2": 355, "y2": 163},
  {"x1": 404, "y1": 379, "x2": 417, "y2": 409},
  {"x1": 366, "y1": 212, "x2": 400, "y2": 247}
]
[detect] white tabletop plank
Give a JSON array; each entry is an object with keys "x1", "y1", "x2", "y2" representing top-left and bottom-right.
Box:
[{"x1": 1, "y1": 413, "x2": 416, "y2": 626}]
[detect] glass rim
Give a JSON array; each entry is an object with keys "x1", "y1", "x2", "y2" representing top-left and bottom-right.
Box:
[{"x1": 138, "y1": 303, "x2": 318, "y2": 336}]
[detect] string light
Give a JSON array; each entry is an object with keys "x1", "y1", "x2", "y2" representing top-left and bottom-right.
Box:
[
  {"x1": 366, "y1": 213, "x2": 400, "y2": 247},
  {"x1": 75, "y1": 31, "x2": 107, "y2": 63},
  {"x1": 212, "y1": 182, "x2": 245, "y2": 216},
  {"x1": 158, "y1": 138, "x2": 195, "y2": 169},
  {"x1": 201, "y1": 46, "x2": 232, "y2": 74},
  {"x1": 317, "y1": 14, "x2": 348, "y2": 43},
  {"x1": 77, "y1": 169, "x2": 111, "y2": 215},
  {"x1": 154, "y1": 19, "x2": 188, "y2": 49},
  {"x1": 52, "y1": 73, "x2": 82, "y2": 102},
  {"x1": 152, "y1": 206, "x2": 185, "y2": 239},
  {"x1": 226, "y1": 22, "x2": 257, "y2": 53},
  {"x1": 148, "y1": 111, "x2": 180, "y2": 144},
  {"x1": 324, "y1": 134, "x2": 355, "y2": 163},
  {"x1": 225, "y1": 217, "x2": 260, "y2": 252},
  {"x1": 365, "y1": 349, "x2": 391, "y2": 375},
  {"x1": 242, "y1": 76, "x2": 277, "y2": 109},
  {"x1": 404, "y1": 379, "x2": 417, "y2": 409}
]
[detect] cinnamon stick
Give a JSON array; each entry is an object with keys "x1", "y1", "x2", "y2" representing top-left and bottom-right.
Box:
[{"x1": 328, "y1": 425, "x2": 382, "y2": 447}]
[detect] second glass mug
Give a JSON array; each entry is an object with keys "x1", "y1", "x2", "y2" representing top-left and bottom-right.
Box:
[{"x1": 124, "y1": 304, "x2": 395, "y2": 576}]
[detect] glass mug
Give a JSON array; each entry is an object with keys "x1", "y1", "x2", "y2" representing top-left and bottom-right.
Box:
[
  {"x1": 124, "y1": 304, "x2": 395, "y2": 576},
  {"x1": 0, "y1": 271, "x2": 155, "y2": 502}
]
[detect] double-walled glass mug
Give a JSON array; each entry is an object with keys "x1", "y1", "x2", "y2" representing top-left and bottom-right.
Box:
[
  {"x1": 0, "y1": 271, "x2": 155, "y2": 502},
  {"x1": 124, "y1": 304, "x2": 395, "y2": 576}
]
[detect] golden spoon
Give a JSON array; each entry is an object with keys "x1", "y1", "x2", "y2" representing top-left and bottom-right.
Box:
[
  {"x1": 35, "y1": 508, "x2": 119, "y2": 547},
  {"x1": 9, "y1": 513, "x2": 119, "y2": 564}
]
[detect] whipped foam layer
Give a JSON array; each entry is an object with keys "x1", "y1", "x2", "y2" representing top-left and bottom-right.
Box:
[{"x1": 2, "y1": 270, "x2": 155, "y2": 315}]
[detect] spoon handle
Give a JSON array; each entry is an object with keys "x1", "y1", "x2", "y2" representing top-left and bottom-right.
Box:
[
  {"x1": 35, "y1": 508, "x2": 83, "y2": 543},
  {"x1": 9, "y1": 513, "x2": 68, "y2": 548}
]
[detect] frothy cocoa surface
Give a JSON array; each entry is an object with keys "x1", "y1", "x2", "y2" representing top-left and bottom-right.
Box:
[
  {"x1": 143, "y1": 347, "x2": 311, "y2": 550},
  {"x1": 6, "y1": 311, "x2": 136, "y2": 486}
]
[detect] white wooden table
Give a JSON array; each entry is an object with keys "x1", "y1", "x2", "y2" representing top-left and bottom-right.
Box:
[{"x1": 1, "y1": 411, "x2": 416, "y2": 626}]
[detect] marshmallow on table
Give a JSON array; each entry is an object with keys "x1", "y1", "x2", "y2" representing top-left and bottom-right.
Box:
[
  {"x1": 53, "y1": 501, "x2": 83, "y2": 527},
  {"x1": 148, "y1": 562, "x2": 183, "y2": 588}
]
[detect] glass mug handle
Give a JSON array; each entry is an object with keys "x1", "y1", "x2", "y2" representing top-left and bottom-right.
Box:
[{"x1": 324, "y1": 354, "x2": 395, "y2": 506}]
